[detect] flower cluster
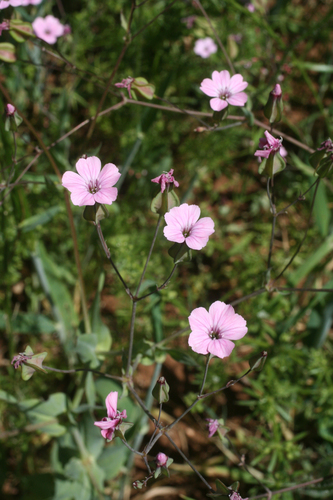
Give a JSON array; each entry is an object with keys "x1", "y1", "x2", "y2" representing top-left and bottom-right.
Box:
[
  {"x1": 94, "y1": 391, "x2": 127, "y2": 441},
  {"x1": 32, "y1": 15, "x2": 66, "y2": 44},
  {"x1": 0, "y1": 0, "x2": 42, "y2": 8}
]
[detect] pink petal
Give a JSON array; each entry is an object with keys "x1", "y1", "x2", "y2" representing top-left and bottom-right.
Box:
[
  {"x1": 189, "y1": 307, "x2": 211, "y2": 334},
  {"x1": 210, "y1": 98, "x2": 228, "y2": 112},
  {"x1": 264, "y1": 130, "x2": 277, "y2": 147},
  {"x1": 211, "y1": 70, "x2": 223, "y2": 85},
  {"x1": 229, "y1": 74, "x2": 248, "y2": 93},
  {"x1": 185, "y1": 204, "x2": 201, "y2": 228},
  {"x1": 62, "y1": 171, "x2": 86, "y2": 191},
  {"x1": 208, "y1": 338, "x2": 235, "y2": 358},
  {"x1": 254, "y1": 150, "x2": 270, "y2": 158},
  {"x1": 105, "y1": 391, "x2": 118, "y2": 418},
  {"x1": 94, "y1": 187, "x2": 118, "y2": 205},
  {"x1": 218, "y1": 70, "x2": 231, "y2": 88},
  {"x1": 98, "y1": 163, "x2": 121, "y2": 188},
  {"x1": 94, "y1": 419, "x2": 118, "y2": 430},
  {"x1": 185, "y1": 234, "x2": 209, "y2": 250},
  {"x1": 71, "y1": 190, "x2": 95, "y2": 206},
  {"x1": 227, "y1": 92, "x2": 248, "y2": 106},
  {"x1": 188, "y1": 331, "x2": 210, "y2": 355},
  {"x1": 163, "y1": 226, "x2": 185, "y2": 244},
  {"x1": 76, "y1": 156, "x2": 101, "y2": 183},
  {"x1": 200, "y1": 79, "x2": 218, "y2": 97}
]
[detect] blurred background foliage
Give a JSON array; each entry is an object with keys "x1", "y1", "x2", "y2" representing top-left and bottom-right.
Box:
[{"x1": 1, "y1": 0, "x2": 333, "y2": 499}]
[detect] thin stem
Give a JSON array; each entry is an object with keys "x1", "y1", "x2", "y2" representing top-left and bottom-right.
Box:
[
  {"x1": 126, "y1": 302, "x2": 137, "y2": 376},
  {"x1": 248, "y1": 477, "x2": 325, "y2": 499},
  {"x1": 43, "y1": 365, "x2": 123, "y2": 381},
  {"x1": 193, "y1": 0, "x2": 235, "y2": 75},
  {"x1": 120, "y1": 438, "x2": 144, "y2": 456},
  {"x1": 145, "y1": 430, "x2": 163, "y2": 455},
  {"x1": 0, "y1": 82, "x2": 91, "y2": 335},
  {"x1": 273, "y1": 178, "x2": 320, "y2": 282},
  {"x1": 164, "y1": 432, "x2": 213, "y2": 490},
  {"x1": 137, "y1": 263, "x2": 178, "y2": 301},
  {"x1": 199, "y1": 354, "x2": 212, "y2": 397},
  {"x1": 136, "y1": 215, "x2": 162, "y2": 297},
  {"x1": 127, "y1": 384, "x2": 159, "y2": 424},
  {"x1": 200, "y1": 368, "x2": 252, "y2": 400},
  {"x1": 131, "y1": 0, "x2": 178, "y2": 40},
  {"x1": 266, "y1": 178, "x2": 276, "y2": 271},
  {"x1": 95, "y1": 222, "x2": 133, "y2": 298},
  {"x1": 230, "y1": 288, "x2": 267, "y2": 306},
  {"x1": 144, "y1": 404, "x2": 162, "y2": 454},
  {"x1": 86, "y1": 1, "x2": 136, "y2": 139},
  {"x1": 276, "y1": 178, "x2": 319, "y2": 216},
  {"x1": 277, "y1": 286, "x2": 333, "y2": 293}
]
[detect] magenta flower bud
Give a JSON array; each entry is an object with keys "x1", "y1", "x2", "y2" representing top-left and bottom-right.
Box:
[
  {"x1": 6, "y1": 103, "x2": 16, "y2": 116},
  {"x1": 264, "y1": 83, "x2": 283, "y2": 124},
  {"x1": 155, "y1": 452, "x2": 168, "y2": 468}
]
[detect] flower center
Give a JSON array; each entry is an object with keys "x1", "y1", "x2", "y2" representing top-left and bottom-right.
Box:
[
  {"x1": 219, "y1": 90, "x2": 231, "y2": 100},
  {"x1": 209, "y1": 330, "x2": 221, "y2": 340},
  {"x1": 183, "y1": 228, "x2": 191, "y2": 238},
  {"x1": 88, "y1": 179, "x2": 100, "y2": 194}
]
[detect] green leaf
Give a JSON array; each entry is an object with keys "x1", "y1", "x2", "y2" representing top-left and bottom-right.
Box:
[
  {"x1": 0, "y1": 390, "x2": 17, "y2": 404},
  {"x1": 18, "y1": 205, "x2": 62, "y2": 233},
  {"x1": 97, "y1": 444, "x2": 129, "y2": 479},
  {"x1": 76, "y1": 334, "x2": 99, "y2": 368},
  {"x1": 3, "y1": 312, "x2": 56, "y2": 334},
  {"x1": 289, "y1": 234, "x2": 333, "y2": 285},
  {"x1": 313, "y1": 181, "x2": 330, "y2": 237}
]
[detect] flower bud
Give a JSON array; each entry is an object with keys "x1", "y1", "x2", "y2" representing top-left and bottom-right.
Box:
[
  {"x1": 309, "y1": 138, "x2": 333, "y2": 178},
  {"x1": 152, "y1": 376, "x2": 170, "y2": 403},
  {"x1": 155, "y1": 452, "x2": 168, "y2": 468},
  {"x1": 11, "y1": 346, "x2": 47, "y2": 381},
  {"x1": 5, "y1": 103, "x2": 23, "y2": 132},
  {"x1": 249, "y1": 351, "x2": 267, "y2": 372},
  {"x1": 263, "y1": 84, "x2": 283, "y2": 124},
  {"x1": 151, "y1": 169, "x2": 180, "y2": 216}
]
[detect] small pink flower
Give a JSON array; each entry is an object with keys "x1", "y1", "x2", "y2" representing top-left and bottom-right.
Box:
[
  {"x1": 230, "y1": 493, "x2": 249, "y2": 500},
  {"x1": 181, "y1": 15, "x2": 196, "y2": 29},
  {"x1": 114, "y1": 77, "x2": 135, "y2": 98},
  {"x1": 164, "y1": 203, "x2": 215, "y2": 251},
  {"x1": 5, "y1": 103, "x2": 15, "y2": 116},
  {"x1": 194, "y1": 37, "x2": 217, "y2": 59},
  {"x1": 188, "y1": 301, "x2": 247, "y2": 359},
  {"x1": 155, "y1": 452, "x2": 168, "y2": 468},
  {"x1": 94, "y1": 391, "x2": 127, "y2": 441},
  {"x1": 255, "y1": 131, "x2": 284, "y2": 160},
  {"x1": 200, "y1": 70, "x2": 248, "y2": 112},
  {"x1": 32, "y1": 15, "x2": 64, "y2": 44},
  {"x1": 206, "y1": 418, "x2": 219, "y2": 437},
  {"x1": 246, "y1": 3, "x2": 255, "y2": 12},
  {"x1": 151, "y1": 168, "x2": 179, "y2": 193},
  {"x1": 62, "y1": 156, "x2": 121, "y2": 207},
  {"x1": 0, "y1": 20, "x2": 9, "y2": 34}
]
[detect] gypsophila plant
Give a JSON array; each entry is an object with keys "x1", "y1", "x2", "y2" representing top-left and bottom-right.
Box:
[{"x1": 1, "y1": 1, "x2": 333, "y2": 499}]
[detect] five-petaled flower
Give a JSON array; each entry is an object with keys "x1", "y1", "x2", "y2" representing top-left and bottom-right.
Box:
[
  {"x1": 94, "y1": 391, "x2": 127, "y2": 441},
  {"x1": 194, "y1": 37, "x2": 217, "y2": 59},
  {"x1": 206, "y1": 418, "x2": 220, "y2": 437},
  {"x1": 164, "y1": 203, "x2": 214, "y2": 251},
  {"x1": 188, "y1": 301, "x2": 247, "y2": 359},
  {"x1": 151, "y1": 169, "x2": 179, "y2": 193},
  {"x1": 62, "y1": 156, "x2": 121, "y2": 206},
  {"x1": 254, "y1": 131, "x2": 284, "y2": 160},
  {"x1": 200, "y1": 70, "x2": 248, "y2": 112},
  {"x1": 32, "y1": 15, "x2": 64, "y2": 44}
]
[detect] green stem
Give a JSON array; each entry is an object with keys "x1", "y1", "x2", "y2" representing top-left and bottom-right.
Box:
[{"x1": 136, "y1": 215, "x2": 162, "y2": 297}]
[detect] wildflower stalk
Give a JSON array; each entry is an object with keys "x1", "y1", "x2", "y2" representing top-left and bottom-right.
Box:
[
  {"x1": 136, "y1": 215, "x2": 162, "y2": 297},
  {"x1": 95, "y1": 222, "x2": 133, "y2": 298},
  {"x1": 273, "y1": 178, "x2": 320, "y2": 282},
  {"x1": 126, "y1": 302, "x2": 137, "y2": 376},
  {"x1": 137, "y1": 263, "x2": 178, "y2": 301},
  {"x1": 199, "y1": 354, "x2": 212, "y2": 396},
  {"x1": 266, "y1": 178, "x2": 276, "y2": 271}
]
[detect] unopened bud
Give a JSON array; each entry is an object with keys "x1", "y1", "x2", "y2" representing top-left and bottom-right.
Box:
[
  {"x1": 249, "y1": 351, "x2": 267, "y2": 372},
  {"x1": 155, "y1": 452, "x2": 168, "y2": 468},
  {"x1": 264, "y1": 84, "x2": 283, "y2": 124},
  {"x1": 309, "y1": 138, "x2": 333, "y2": 178},
  {"x1": 152, "y1": 376, "x2": 170, "y2": 403}
]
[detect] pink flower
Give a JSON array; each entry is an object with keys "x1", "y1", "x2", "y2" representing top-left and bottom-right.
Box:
[
  {"x1": 151, "y1": 168, "x2": 179, "y2": 193},
  {"x1": 181, "y1": 15, "x2": 196, "y2": 29},
  {"x1": 188, "y1": 301, "x2": 247, "y2": 359},
  {"x1": 206, "y1": 418, "x2": 219, "y2": 437},
  {"x1": 200, "y1": 70, "x2": 248, "y2": 112},
  {"x1": 255, "y1": 131, "x2": 284, "y2": 160},
  {"x1": 0, "y1": 20, "x2": 9, "y2": 34},
  {"x1": 62, "y1": 156, "x2": 121, "y2": 207},
  {"x1": 5, "y1": 103, "x2": 15, "y2": 116},
  {"x1": 0, "y1": 1, "x2": 10, "y2": 9},
  {"x1": 32, "y1": 15, "x2": 64, "y2": 44},
  {"x1": 246, "y1": 3, "x2": 255, "y2": 12},
  {"x1": 164, "y1": 203, "x2": 215, "y2": 251},
  {"x1": 94, "y1": 391, "x2": 127, "y2": 441},
  {"x1": 114, "y1": 77, "x2": 135, "y2": 98},
  {"x1": 230, "y1": 493, "x2": 249, "y2": 500},
  {"x1": 155, "y1": 452, "x2": 168, "y2": 468},
  {"x1": 194, "y1": 37, "x2": 217, "y2": 59}
]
